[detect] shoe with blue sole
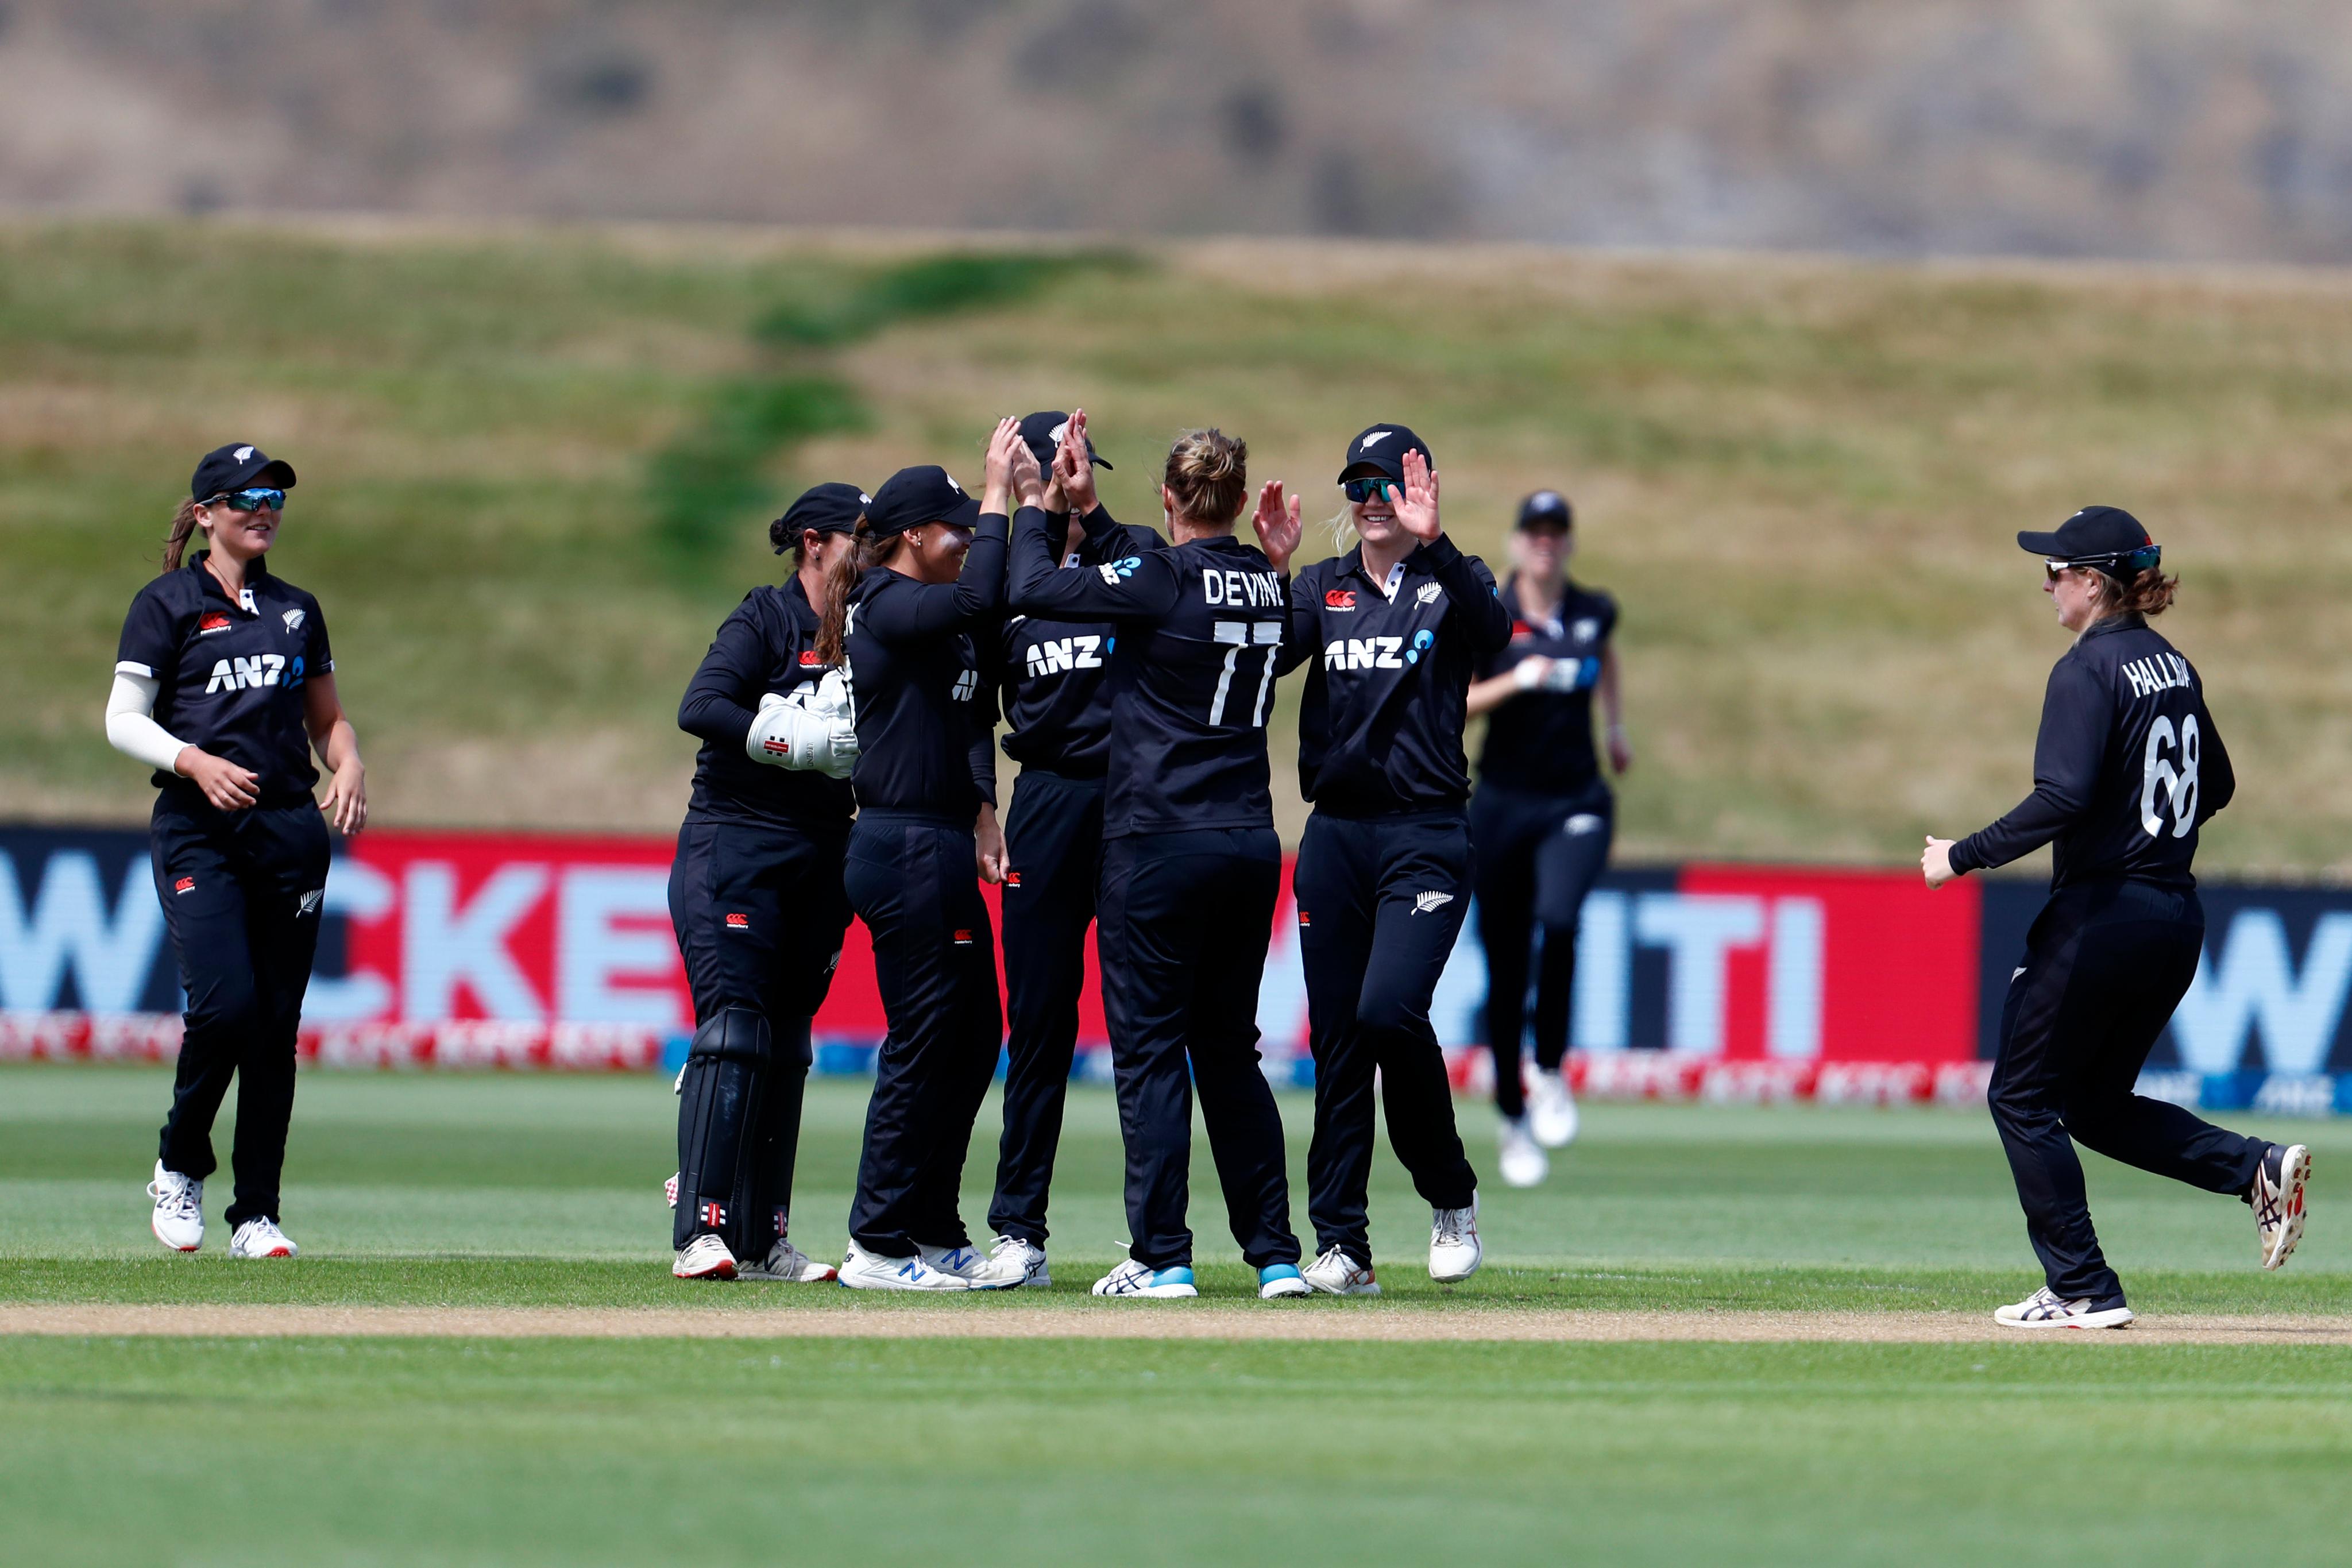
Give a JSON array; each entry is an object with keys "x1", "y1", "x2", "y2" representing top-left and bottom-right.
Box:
[
  {"x1": 1091, "y1": 1259, "x2": 1198, "y2": 1297},
  {"x1": 1257, "y1": 1262, "x2": 1310, "y2": 1299}
]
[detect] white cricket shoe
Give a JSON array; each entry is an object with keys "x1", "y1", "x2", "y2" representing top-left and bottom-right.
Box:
[
  {"x1": 739, "y1": 1237, "x2": 835, "y2": 1283},
  {"x1": 1430, "y1": 1194, "x2": 1482, "y2": 1284},
  {"x1": 1528, "y1": 1068, "x2": 1579, "y2": 1149},
  {"x1": 1091, "y1": 1260, "x2": 1198, "y2": 1298},
  {"x1": 920, "y1": 1242, "x2": 1024, "y2": 1290},
  {"x1": 1994, "y1": 1286, "x2": 2133, "y2": 1330},
  {"x1": 2253, "y1": 1143, "x2": 2311, "y2": 1270},
  {"x1": 1498, "y1": 1116, "x2": 1548, "y2": 1188},
  {"x1": 228, "y1": 1217, "x2": 298, "y2": 1258},
  {"x1": 148, "y1": 1162, "x2": 203, "y2": 1252},
  {"x1": 987, "y1": 1234, "x2": 1051, "y2": 1288},
  {"x1": 673, "y1": 1233, "x2": 737, "y2": 1280},
  {"x1": 839, "y1": 1242, "x2": 970, "y2": 1292},
  {"x1": 1302, "y1": 1246, "x2": 1380, "y2": 1296}
]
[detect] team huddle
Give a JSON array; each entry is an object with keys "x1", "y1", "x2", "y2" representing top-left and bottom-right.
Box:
[
  {"x1": 661, "y1": 411, "x2": 1617, "y2": 1297},
  {"x1": 115, "y1": 423, "x2": 2309, "y2": 1324}
]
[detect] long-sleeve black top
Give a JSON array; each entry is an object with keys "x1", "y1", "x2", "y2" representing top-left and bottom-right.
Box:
[
  {"x1": 991, "y1": 505, "x2": 1129, "y2": 781},
  {"x1": 1951, "y1": 613, "x2": 2234, "y2": 890},
  {"x1": 1281, "y1": 535, "x2": 1512, "y2": 816},
  {"x1": 839, "y1": 511, "x2": 1009, "y2": 818},
  {"x1": 1008, "y1": 507, "x2": 1290, "y2": 838},
  {"x1": 678, "y1": 574, "x2": 855, "y2": 834}
]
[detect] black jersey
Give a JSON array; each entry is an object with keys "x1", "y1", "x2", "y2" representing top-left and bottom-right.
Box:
[
  {"x1": 1008, "y1": 508, "x2": 1290, "y2": 839},
  {"x1": 1284, "y1": 536, "x2": 1512, "y2": 815},
  {"x1": 840, "y1": 512, "x2": 1007, "y2": 817},
  {"x1": 1952, "y1": 615, "x2": 2234, "y2": 890},
  {"x1": 991, "y1": 508, "x2": 1127, "y2": 781},
  {"x1": 678, "y1": 574, "x2": 855, "y2": 835},
  {"x1": 1473, "y1": 577, "x2": 1618, "y2": 794},
  {"x1": 115, "y1": 552, "x2": 334, "y2": 808}
]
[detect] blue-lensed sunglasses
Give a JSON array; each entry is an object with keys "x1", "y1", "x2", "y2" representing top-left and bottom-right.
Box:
[
  {"x1": 2045, "y1": 543, "x2": 2160, "y2": 581},
  {"x1": 1342, "y1": 476, "x2": 1397, "y2": 504},
  {"x1": 205, "y1": 487, "x2": 287, "y2": 512}
]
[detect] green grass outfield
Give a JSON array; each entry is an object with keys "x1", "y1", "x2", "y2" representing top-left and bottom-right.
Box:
[{"x1": 2, "y1": 1064, "x2": 2347, "y2": 1565}]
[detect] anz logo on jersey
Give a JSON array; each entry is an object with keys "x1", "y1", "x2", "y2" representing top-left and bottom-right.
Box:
[
  {"x1": 1323, "y1": 629, "x2": 1438, "y2": 671},
  {"x1": 1024, "y1": 634, "x2": 1108, "y2": 679},
  {"x1": 203, "y1": 654, "x2": 305, "y2": 693}
]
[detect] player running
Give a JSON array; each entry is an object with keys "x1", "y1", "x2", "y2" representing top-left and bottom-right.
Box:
[
  {"x1": 1280, "y1": 425, "x2": 1510, "y2": 1295},
  {"x1": 114, "y1": 444, "x2": 364, "y2": 1260},
  {"x1": 665, "y1": 483, "x2": 866, "y2": 1284},
  {"x1": 1923, "y1": 507, "x2": 2310, "y2": 1330},
  {"x1": 979, "y1": 411, "x2": 1129, "y2": 1289},
  {"x1": 817, "y1": 426, "x2": 1030, "y2": 1291},
  {"x1": 1462, "y1": 489, "x2": 1630, "y2": 1186},
  {"x1": 1010, "y1": 418, "x2": 1311, "y2": 1300}
]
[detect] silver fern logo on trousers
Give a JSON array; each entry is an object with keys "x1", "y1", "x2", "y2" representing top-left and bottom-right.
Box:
[{"x1": 1412, "y1": 891, "x2": 1455, "y2": 915}]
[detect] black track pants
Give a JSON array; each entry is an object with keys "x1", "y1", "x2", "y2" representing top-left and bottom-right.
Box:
[
  {"x1": 1469, "y1": 779, "x2": 1612, "y2": 1117},
  {"x1": 151, "y1": 795, "x2": 331, "y2": 1227},
  {"x1": 1989, "y1": 878, "x2": 2265, "y2": 1304},
  {"x1": 989, "y1": 769, "x2": 1104, "y2": 1245},
  {"x1": 843, "y1": 813, "x2": 1003, "y2": 1257},
  {"x1": 1098, "y1": 828, "x2": 1301, "y2": 1272},
  {"x1": 1295, "y1": 811, "x2": 1480, "y2": 1266},
  {"x1": 667, "y1": 817, "x2": 851, "y2": 1250}
]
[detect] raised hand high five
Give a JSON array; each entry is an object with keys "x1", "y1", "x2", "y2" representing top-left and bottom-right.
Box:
[
  {"x1": 982, "y1": 416, "x2": 1024, "y2": 515},
  {"x1": 1394, "y1": 448, "x2": 1442, "y2": 543},
  {"x1": 1252, "y1": 478, "x2": 1303, "y2": 573},
  {"x1": 1055, "y1": 407, "x2": 1099, "y2": 517}
]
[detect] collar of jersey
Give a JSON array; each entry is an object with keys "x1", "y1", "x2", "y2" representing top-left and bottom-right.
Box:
[
  {"x1": 188, "y1": 550, "x2": 268, "y2": 613},
  {"x1": 1340, "y1": 544, "x2": 1417, "y2": 599}
]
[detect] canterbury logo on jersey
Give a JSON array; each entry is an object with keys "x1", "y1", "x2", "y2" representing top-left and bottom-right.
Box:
[
  {"x1": 1024, "y1": 635, "x2": 1105, "y2": 678},
  {"x1": 798, "y1": 650, "x2": 822, "y2": 667},
  {"x1": 198, "y1": 612, "x2": 233, "y2": 635},
  {"x1": 204, "y1": 654, "x2": 295, "y2": 692},
  {"x1": 1324, "y1": 589, "x2": 1357, "y2": 610},
  {"x1": 1323, "y1": 629, "x2": 1436, "y2": 671},
  {"x1": 952, "y1": 929, "x2": 974, "y2": 946},
  {"x1": 173, "y1": 876, "x2": 195, "y2": 894},
  {"x1": 725, "y1": 913, "x2": 750, "y2": 929},
  {"x1": 951, "y1": 669, "x2": 979, "y2": 701},
  {"x1": 1004, "y1": 872, "x2": 1022, "y2": 887},
  {"x1": 1203, "y1": 569, "x2": 1283, "y2": 607}
]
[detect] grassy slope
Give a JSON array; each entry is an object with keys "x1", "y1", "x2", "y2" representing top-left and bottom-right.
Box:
[{"x1": 7, "y1": 221, "x2": 2352, "y2": 866}]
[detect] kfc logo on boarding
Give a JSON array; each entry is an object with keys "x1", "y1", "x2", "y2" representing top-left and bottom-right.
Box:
[
  {"x1": 198, "y1": 613, "x2": 233, "y2": 635},
  {"x1": 1324, "y1": 590, "x2": 1357, "y2": 611},
  {"x1": 725, "y1": 913, "x2": 750, "y2": 930}
]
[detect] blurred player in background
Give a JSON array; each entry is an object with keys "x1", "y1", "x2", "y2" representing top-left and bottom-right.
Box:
[
  {"x1": 1009, "y1": 422, "x2": 1311, "y2": 1300},
  {"x1": 1923, "y1": 507, "x2": 2310, "y2": 1329},
  {"x1": 112, "y1": 444, "x2": 365, "y2": 1260},
  {"x1": 1463, "y1": 491, "x2": 1631, "y2": 1186},
  {"x1": 816, "y1": 428, "x2": 1028, "y2": 1291},
  {"x1": 665, "y1": 484, "x2": 865, "y2": 1283},
  {"x1": 979, "y1": 411, "x2": 1128, "y2": 1289},
  {"x1": 1280, "y1": 425, "x2": 1510, "y2": 1294}
]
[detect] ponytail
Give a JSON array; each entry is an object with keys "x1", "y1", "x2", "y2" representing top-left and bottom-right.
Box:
[
  {"x1": 162, "y1": 499, "x2": 202, "y2": 573},
  {"x1": 813, "y1": 519, "x2": 894, "y2": 667}
]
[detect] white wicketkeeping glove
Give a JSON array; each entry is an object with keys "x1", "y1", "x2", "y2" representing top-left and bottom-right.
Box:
[
  {"x1": 746, "y1": 692, "x2": 858, "y2": 778},
  {"x1": 804, "y1": 669, "x2": 852, "y2": 724}
]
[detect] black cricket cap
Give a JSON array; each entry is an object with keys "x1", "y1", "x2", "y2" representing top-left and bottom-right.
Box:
[
  {"x1": 2017, "y1": 505, "x2": 2159, "y2": 574},
  {"x1": 770, "y1": 481, "x2": 869, "y2": 553},
  {"x1": 1019, "y1": 411, "x2": 1111, "y2": 471},
  {"x1": 190, "y1": 442, "x2": 296, "y2": 501},
  {"x1": 864, "y1": 465, "x2": 981, "y2": 538},
  {"x1": 1516, "y1": 490, "x2": 1574, "y2": 531},
  {"x1": 1337, "y1": 423, "x2": 1431, "y2": 483}
]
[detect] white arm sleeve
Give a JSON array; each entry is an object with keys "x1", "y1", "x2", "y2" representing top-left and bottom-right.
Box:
[{"x1": 106, "y1": 670, "x2": 190, "y2": 774}]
